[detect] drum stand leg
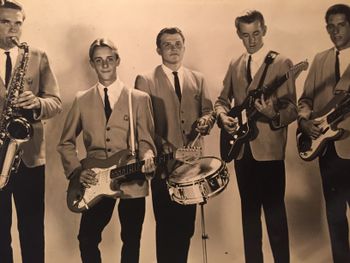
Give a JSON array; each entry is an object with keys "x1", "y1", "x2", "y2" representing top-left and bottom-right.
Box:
[{"x1": 200, "y1": 202, "x2": 208, "y2": 263}]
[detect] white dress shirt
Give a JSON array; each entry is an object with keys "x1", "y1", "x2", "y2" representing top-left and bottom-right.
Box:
[
  {"x1": 0, "y1": 47, "x2": 18, "y2": 82},
  {"x1": 97, "y1": 77, "x2": 124, "y2": 109},
  {"x1": 245, "y1": 45, "x2": 269, "y2": 78},
  {"x1": 161, "y1": 64, "x2": 184, "y2": 93}
]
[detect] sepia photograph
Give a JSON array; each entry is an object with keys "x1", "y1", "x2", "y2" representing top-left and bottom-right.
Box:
[{"x1": 1, "y1": 0, "x2": 349, "y2": 262}]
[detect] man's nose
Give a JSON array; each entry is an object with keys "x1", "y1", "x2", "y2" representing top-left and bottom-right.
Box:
[{"x1": 102, "y1": 60, "x2": 109, "y2": 68}]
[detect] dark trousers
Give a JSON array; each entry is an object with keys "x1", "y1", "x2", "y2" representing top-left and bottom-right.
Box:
[
  {"x1": 0, "y1": 162, "x2": 45, "y2": 263},
  {"x1": 78, "y1": 197, "x2": 145, "y2": 263},
  {"x1": 151, "y1": 176, "x2": 196, "y2": 263},
  {"x1": 234, "y1": 145, "x2": 289, "y2": 263},
  {"x1": 319, "y1": 142, "x2": 350, "y2": 263}
]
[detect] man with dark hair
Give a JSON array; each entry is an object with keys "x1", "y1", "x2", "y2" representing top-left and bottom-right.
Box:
[
  {"x1": 135, "y1": 27, "x2": 214, "y2": 263},
  {"x1": 58, "y1": 38, "x2": 156, "y2": 263},
  {"x1": 0, "y1": 1, "x2": 61, "y2": 262},
  {"x1": 298, "y1": 4, "x2": 350, "y2": 263},
  {"x1": 215, "y1": 9, "x2": 297, "y2": 263}
]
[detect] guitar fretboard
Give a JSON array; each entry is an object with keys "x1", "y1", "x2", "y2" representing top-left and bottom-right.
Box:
[
  {"x1": 110, "y1": 152, "x2": 175, "y2": 179},
  {"x1": 327, "y1": 98, "x2": 350, "y2": 125}
]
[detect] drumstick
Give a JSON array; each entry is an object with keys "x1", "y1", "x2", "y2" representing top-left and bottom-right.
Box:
[{"x1": 189, "y1": 133, "x2": 201, "y2": 148}]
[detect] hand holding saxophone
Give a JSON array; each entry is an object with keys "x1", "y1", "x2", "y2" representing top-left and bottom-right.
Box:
[{"x1": 16, "y1": 90, "x2": 41, "y2": 109}]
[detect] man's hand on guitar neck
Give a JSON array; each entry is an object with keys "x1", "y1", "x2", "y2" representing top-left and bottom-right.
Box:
[
  {"x1": 299, "y1": 118, "x2": 323, "y2": 140},
  {"x1": 254, "y1": 94, "x2": 277, "y2": 119},
  {"x1": 219, "y1": 112, "x2": 239, "y2": 134},
  {"x1": 141, "y1": 149, "x2": 156, "y2": 174}
]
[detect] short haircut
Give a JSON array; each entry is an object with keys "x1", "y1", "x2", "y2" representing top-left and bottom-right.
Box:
[
  {"x1": 0, "y1": 0, "x2": 25, "y2": 20},
  {"x1": 325, "y1": 4, "x2": 350, "y2": 24},
  {"x1": 235, "y1": 10, "x2": 265, "y2": 31},
  {"x1": 88, "y1": 38, "x2": 119, "y2": 61},
  {"x1": 156, "y1": 27, "x2": 185, "y2": 48}
]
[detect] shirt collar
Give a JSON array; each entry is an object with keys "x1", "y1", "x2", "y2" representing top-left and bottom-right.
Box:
[
  {"x1": 161, "y1": 64, "x2": 184, "y2": 76},
  {"x1": 246, "y1": 44, "x2": 268, "y2": 64}
]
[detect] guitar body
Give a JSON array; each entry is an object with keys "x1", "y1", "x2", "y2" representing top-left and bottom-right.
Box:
[
  {"x1": 67, "y1": 149, "x2": 134, "y2": 213},
  {"x1": 297, "y1": 126, "x2": 344, "y2": 161},
  {"x1": 296, "y1": 97, "x2": 350, "y2": 162},
  {"x1": 220, "y1": 105, "x2": 258, "y2": 162}
]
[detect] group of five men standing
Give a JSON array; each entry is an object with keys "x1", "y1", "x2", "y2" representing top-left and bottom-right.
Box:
[{"x1": 0, "y1": 0, "x2": 349, "y2": 263}]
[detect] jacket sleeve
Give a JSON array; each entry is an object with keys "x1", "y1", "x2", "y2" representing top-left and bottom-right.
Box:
[
  {"x1": 214, "y1": 62, "x2": 234, "y2": 117},
  {"x1": 135, "y1": 92, "x2": 157, "y2": 159},
  {"x1": 35, "y1": 51, "x2": 62, "y2": 120},
  {"x1": 57, "y1": 96, "x2": 82, "y2": 178},
  {"x1": 270, "y1": 57, "x2": 298, "y2": 129},
  {"x1": 298, "y1": 55, "x2": 318, "y2": 122}
]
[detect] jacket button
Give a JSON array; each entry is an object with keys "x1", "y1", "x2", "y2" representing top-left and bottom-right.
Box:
[
  {"x1": 181, "y1": 120, "x2": 184, "y2": 123},
  {"x1": 106, "y1": 127, "x2": 110, "y2": 131},
  {"x1": 107, "y1": 148, "x2": 112, "y2": 152},
  {"x1": 106, "y1": 138, "x2": 110, "y2": 142}
]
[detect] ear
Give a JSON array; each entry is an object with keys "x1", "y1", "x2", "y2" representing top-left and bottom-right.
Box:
[
  {"x1": 236, "y1": 29, "x2": 243, "y2": 39},
  {"x1": 156, "y1": 47, "x2": 162, "y2": 56},
  {"x1": 89, "y1": 60, "x2": 95, "y2": 69},
  {"x1": 116, "y1": 57, "x2": 121, "y2": 66},
  {"x1": 262, "y1": 25, "x2": 267, "y2": 36}
]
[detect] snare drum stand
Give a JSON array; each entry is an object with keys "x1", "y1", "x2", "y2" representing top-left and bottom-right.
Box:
[{"x1": 200, "y1": 201, "x2": 209, "y2": 263}]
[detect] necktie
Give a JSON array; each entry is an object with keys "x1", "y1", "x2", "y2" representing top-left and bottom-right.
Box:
[
  {"x1": 172, "y1": 71, "x2": 182, "y2": 102},
  {"x1": 104, "y1": 87, "x2": 112, "y2": 121},
  {"x1": 247, "y1": 55, "x2": 252, "y2": 84},
  {"x1": 5, "y1": 51, "x2": 12, "y2": 88},
  {"x1": 335, "y1": 50, "x2": 340, "y2": 84}
]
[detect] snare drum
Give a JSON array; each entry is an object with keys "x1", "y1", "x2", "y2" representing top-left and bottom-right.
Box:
[{"x1": 167, "y1": 157, "x2": 229, "y2": 205}]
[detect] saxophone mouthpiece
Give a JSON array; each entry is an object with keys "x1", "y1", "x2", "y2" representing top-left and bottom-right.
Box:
[
  {"x1": 10, "y1": 37, "x2": 19, "y2": 46},
  {"x1": 9, "y1": 37, "x2": 28, "y2": 50}
]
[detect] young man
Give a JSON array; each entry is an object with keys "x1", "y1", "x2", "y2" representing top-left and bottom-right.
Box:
[
  {"x1": 135, "y1": 27, "x2": 214, "y2": 263},
  {"x1": 215, "y1": 10, "x2": 297, "y2": 263},
  {"x1": 57, "y1": 38, "x2": 156, "y2": 263},
  {"x1": 0, "y1": 1, "x2": 61, "y2": 262},
  {"x1": 298, "y1": 4, "x2": 350, "y2": 263}
]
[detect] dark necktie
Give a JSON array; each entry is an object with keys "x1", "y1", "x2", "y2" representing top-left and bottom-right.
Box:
[
  {"x1": 5, "y1": 51, "x2": 12, "y2": 88},
  {"x1": 103, "y1": 87, "x2": 112, "y2": 121},
  {"x1": 247, "y1": 55, "x2": 252, "y2": 84},
  {"x1": 335, "y1": 50, "x2": 340, "y2": 84},
  {"x1": 172, "y1": 71, "x2": 182, "y2": 102}
]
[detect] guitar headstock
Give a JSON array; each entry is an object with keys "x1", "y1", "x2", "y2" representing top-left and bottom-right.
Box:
[
  {"x1": 174, "y1": 146, "x2": 202, "y2": 162},
  {"x1": 288, "y1": 60, "x2": 309, "y2": 80}
]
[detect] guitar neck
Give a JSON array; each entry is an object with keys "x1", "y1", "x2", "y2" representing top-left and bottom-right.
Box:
[
  {"x1": 109, "y1": 152, "x2": 174, "y2": 179},
  {"x1": 263, "y1": 75, "x2": 288, "y2": 97},
  {"x1": 327, "y1": 100, "x2": 350, "y2": 125}
]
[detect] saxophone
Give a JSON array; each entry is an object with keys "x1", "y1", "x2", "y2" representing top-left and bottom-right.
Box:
[{"x1": 0, "y1": 37, "x2": 33, "y2": 189}]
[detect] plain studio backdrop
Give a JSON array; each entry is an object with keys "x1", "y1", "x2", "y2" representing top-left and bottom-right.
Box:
[{"x1": 8, "y1": 0, "x2": 349, "y2": 262}]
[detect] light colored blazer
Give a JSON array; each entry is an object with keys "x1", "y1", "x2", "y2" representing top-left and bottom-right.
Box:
[
  {"x1": 57, "y1": 85, "x2": 156, "y2": 198},
  {"x1": 298, "y1": 47, "x2": 350, "y2": 159},
  {"x1": 215, "y1": 52, "x2": 297, "y2": 161},
  {"x1": 0, "y1": 47, "x2": 61, "y2": 167},
  {"x1": 135, "y1": 65, "x2": 213, "y2": 151}
]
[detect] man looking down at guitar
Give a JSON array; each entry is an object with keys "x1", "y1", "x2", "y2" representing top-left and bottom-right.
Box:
[
  {"x1": 298, "y1": 4, "x2": 350, "y2": 263},
  {"x1": 215, "y1": 10, "x2": 297, "y2": 263},
  {"x1": 57, "y1": 38, "x2": 156, "y2": 263}
]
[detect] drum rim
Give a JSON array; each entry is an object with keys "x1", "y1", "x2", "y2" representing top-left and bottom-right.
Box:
[{"x1": 168, "y1": 156, "x2": 225, "y2": 183}]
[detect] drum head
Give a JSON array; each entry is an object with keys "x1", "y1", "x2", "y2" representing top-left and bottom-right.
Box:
[{"x1": 169, "y1": 157, "x2": 222, "y2": 183}]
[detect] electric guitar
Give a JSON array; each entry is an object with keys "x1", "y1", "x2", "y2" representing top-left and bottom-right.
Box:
[
  {"x1": 67, "y1": 147, "x2": 201, "y2": 213},
  {"x1": 297, "y1": 93, "x2": 350, "y2": 161},
  {"x1": 220, "y1": 60, "x2": 309, "y2": 162}
]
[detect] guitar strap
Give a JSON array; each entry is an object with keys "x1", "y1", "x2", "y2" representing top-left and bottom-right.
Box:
[
  {"x1": 256, "y1": 50, "x2": 279, "y2": 89},
  {"x1": 128, "y1": 88, "x2": 136, "y2": 157},
  {"x1": 334, "y1": 63, "x2": 350, "y2": 94}
]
